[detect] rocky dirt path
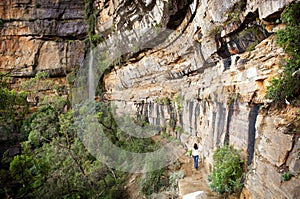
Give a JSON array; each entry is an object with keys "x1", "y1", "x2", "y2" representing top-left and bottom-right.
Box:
[
  {"x1": 178, "y1": 155, "x2": 220, "y2": 199},
  {"x1": 125, "y1": 135, "x2": 221, "y2": 199}
]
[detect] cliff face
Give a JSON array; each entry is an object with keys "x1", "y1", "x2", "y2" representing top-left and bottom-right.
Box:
[
  {"x1": 1, "y1": 0, "x2": 300, "y2": 198},
  {"x1": 0, "y1": 0, "x2": 87, "y2": 77},
  {"x1": 97, "y1": 0, "x2": 300, "y2": 198}
]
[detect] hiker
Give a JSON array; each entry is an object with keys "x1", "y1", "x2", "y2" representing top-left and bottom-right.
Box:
[{"x1": 192, "y1": 143, "x2": 199, "y2": 170}]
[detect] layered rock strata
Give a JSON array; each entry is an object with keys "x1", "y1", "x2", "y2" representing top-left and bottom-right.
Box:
[
  {"x1": 97, "y1": 0, "x2": 300, "y2": 198},
  {"x1": 1, "y1": 0, "x2": 300, "y2": 198},
  {"x1": 0, "y1": 0, "x2": 87, "y2": 77}
]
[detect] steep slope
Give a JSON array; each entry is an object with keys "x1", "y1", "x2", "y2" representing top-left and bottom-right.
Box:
[
  {"x1": 96, "y1": 0, "x2": 300, "y2": 198},
  {"x1": 1, "y1": 0, "x2": 300, "y2": 198}
]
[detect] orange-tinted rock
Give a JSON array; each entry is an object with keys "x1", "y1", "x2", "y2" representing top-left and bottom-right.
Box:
[{"x1": 0, "y1": 0, "x2": 87, "y2": 77}]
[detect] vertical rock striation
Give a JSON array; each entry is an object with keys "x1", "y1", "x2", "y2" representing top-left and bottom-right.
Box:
[
  {"x1": 97, "y1": 0, "x2": 300, "y2": 198},
  {"x1": 1, "y1": 0, "x2": 299, "y2": 198}
]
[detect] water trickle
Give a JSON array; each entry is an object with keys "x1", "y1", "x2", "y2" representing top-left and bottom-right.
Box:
[{"x1": 88, "y1": 49, "x2": 95, "y2": 100}]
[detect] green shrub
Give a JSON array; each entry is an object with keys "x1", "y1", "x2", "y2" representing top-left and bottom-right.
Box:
[
  {"x1": 297, "y1": 110, "x2": 300, "y2": 121},
  {"x1": 266, "y1": 2, "x2": 300, "y2": 104},
  {"x1": 0, "y1": 73, "x2": 29, "y2": 139},
  {"x1": 223, "y1": 0, "x2": 246, "y2": 26},
  {"x1": 90, "y1": 34, "x2": 103, "y2": 46},
  {"x1": 209, "y1": 26, "x2": 222, "y2": 37},
  {"x1": 227, "y1": 92, "x2": 240, "y2": 105},
  {"x1": 84, "y1": 0, "x2": 103, "y2": 47},
  {"x1": 10, "y1": 104, "x2": 131, "y2": 198},
  {"x1": 209, "y1": 145, "x2": 244, "y2": 195},
  {"x1": 169, "y1": 170, "x2": 184, "y2": 190},
  {"x1": 281, "y1": 171, "x2": 292, "y2": 181},
  {"x1": 155, "y1": 97, "x2": 171, "y2": 105},
  {"x1": 187, "y1": 149, "x2": 192, "y2": 157},
  {"x1": 246, "y1": 41, "x2": 259, "y2": 52},
  {"x1": 141, "y1": 168, "x2": 165, "y2": 195}
]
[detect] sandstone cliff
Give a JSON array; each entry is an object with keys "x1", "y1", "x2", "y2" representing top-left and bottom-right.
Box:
[
  {"x1": 1, "y1": 0, "x2": 300, "y2": 198},
  {"x1": 0, "y1": 0, "x2": 87, "y2": 77},
  {"x1": 97, "y1": 0, "x2": 300, "y2": 198}
]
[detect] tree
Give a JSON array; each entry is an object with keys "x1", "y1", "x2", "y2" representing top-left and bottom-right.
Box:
[
  {"x1": 0, "y1": 73, "x2": 28, "y2": 138},
  {"x1": 10, "y1": 105, "x2": 128, "y2": 198},
  {"x1": 3, "y1": 70, "x2": 159, "y2": 198}
]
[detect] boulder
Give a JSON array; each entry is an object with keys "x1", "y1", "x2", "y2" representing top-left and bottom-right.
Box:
[{"x1": 183, "y1": 191, "x2": 207, "y2": 199}]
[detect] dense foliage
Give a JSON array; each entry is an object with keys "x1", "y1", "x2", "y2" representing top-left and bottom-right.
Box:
[
  {"x1": 281, "y1": 171, "x2": 292, "y2": 181},
  {"x1": 208, "y1": 145, "x2": 244, "y2": 195},
  {"x1": 141, "y1": 168, "x2": 165, "y2": 195},
  {"x1": 8, "y1": 98, "x2": 164, "y2": 198},
  {"x1": 0, "y1": 73, "x2": 28, "y2": 139},
  {"x1": 10, "y1": 105, "x2": 127, "y2": 198},
  {"x1": 266, "y1": 2, "x2": 300, "y2": 104},
  {"x1": 0, "y1": 73, "x2": 28, "y2": 198},
  {"x1": 0, "y1": 71, "x2": 167, "y2": 198},
  {"x1": 85, "y1": 0, "x2": 103, "y2": 47}
]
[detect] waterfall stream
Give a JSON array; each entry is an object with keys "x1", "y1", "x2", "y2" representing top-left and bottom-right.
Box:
[{"x1": 88, "y1": 49, "x2": 95, "y2": 100}]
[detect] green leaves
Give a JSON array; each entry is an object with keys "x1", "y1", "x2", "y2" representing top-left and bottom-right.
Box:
[
  {"x1": 9, "y1": 99, "x2": 162, "y2": 198},
  {"x1": 10, "y1": 108, "x2": 116, "y2": 198},
  {"x1": 0, "y1": 88, "x2": 28, "y2": 120},
  {"x1": 141, "y1": 168, "x2": 166, "y2": 195},
  {"x1": 22, "y1": 105, "x2": 59, "y2": 145},
  {"x1": 280, "y1": 3, "x2": 300, "y2": 27},
  {"x1": 0, "y1": 73, "x2": 29, "y2": 147},
  {"x1": 267, "y1": 2, "x2": 300, "y2": 104},
  {"x1": 281, "y1": 171, "x2": 292, "y2": 181},
  {"x1": 276, "y1": 26, "x2": 300, "y2": 57},
  {"x1": 10, "y1": 154, "x2": 34, "y2": 184},
  {"x1": 209, "y1": 145, "x2": 244, "y2": 195},
  {"x1": 2, "y1": 65, "x2": 162, "y2": 198}
]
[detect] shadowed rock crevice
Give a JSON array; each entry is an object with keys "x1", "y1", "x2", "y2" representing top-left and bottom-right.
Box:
[
  {"x1": 247, "y1": 105, "x2": 259, "y2": 166},
  {"x1": 216, "y1": 10, "x2": 270, "y2": 59},
  {"x1": 166, "y1": 0, "x2": 194, "y2": 30},
  {"x1": 224, "y1": 102, "x2": 234, "y2": 145},
  {"x1": 217, "y1": 24, "x2": 269, "y2": 58},
  {"x1": 116, "y1": 0, "x2": 157, "y2": 31},
  {"x1": 32, "y1": 41, "x2": 45, "y2": 74},
  {"x1": 215, "y1": 102, "x2": 226, "y2": 146}
]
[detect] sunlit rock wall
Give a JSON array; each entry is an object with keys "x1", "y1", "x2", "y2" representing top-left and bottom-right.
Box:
[
  {"x1": 99, "y1": 0, "x2": 300, "y2": 198},
  {"x1": 1, "y1": 0, "x2": 300, "y2": 198}
]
